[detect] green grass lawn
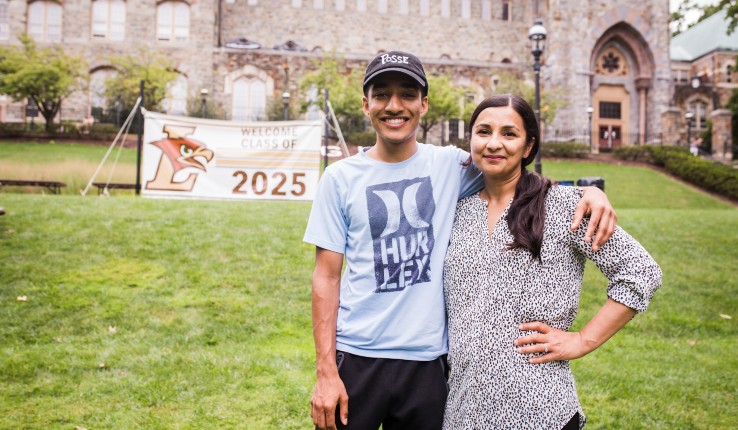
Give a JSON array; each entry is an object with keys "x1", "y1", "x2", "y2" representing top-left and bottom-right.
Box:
[
  {"x1": 1, "y1": 143, "x2": 737, "y2": 429},
  {"x1": 0, "y1": 141, "x2": 138, "y2": 195}
]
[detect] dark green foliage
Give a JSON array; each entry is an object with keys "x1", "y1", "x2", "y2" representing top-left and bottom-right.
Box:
[
  {"x1": 614, "y1": 145, "x2": 738, "y2": 201},
  {"x1": 103, "y1": 49, "x2": 178, "y2": 113},
  {"x1": 0, "y1": 36, "x2": 86, "y2": 132},
  {"x1": 539, "y1": 142, "x2": 590, "y2": 159},
  {"x1": 345, "y1": 130, "x2": 376, "y2": 147},
  {"x1": 699, "y1": 120, "x2": 712, "y2": 154},
  {"x1": 727, "y1": 83, "x2": 738, "y2": 153}
]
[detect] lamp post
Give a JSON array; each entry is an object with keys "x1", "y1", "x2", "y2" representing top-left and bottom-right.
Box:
[
  {"x1": 200, "y1": 88, "x2": 208, "y2": 119},
  {"x1": 528, "y1": 18, "x2": 547, "y2": 174},
  {"x1": 282, "y1": 91, "x2": 291, "y2": 120},
  {"x1": 114, "y1": 96, "x2": 122, "y2": 128},
  {"x1": 692, "y1": 72, "x2": 719, "y2": 110},
  {"x1": 586, "y1": 106, "x2": 594, "y2": 152},
  {"x1": 685, "y1": 111, "x2": 694, "y2": 146}
]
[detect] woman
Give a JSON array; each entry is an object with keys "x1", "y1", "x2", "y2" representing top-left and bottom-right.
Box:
[{"x1": 442, "y1": 94, "x2": 661, "y2": 429}]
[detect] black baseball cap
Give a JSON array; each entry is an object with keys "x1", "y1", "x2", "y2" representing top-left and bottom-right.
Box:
[{"x1": 363, "y1": 51, "x2": 428, "y2": 94}]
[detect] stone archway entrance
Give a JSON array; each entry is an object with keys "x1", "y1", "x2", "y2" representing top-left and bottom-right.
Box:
[{"x1": 589, "y1": 22, "x2": 655, "y2": 150}]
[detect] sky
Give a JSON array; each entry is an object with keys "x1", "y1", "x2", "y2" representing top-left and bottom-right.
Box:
[
  {"x1": 669, "y1": 0, "x2": 721, "y2": 33},
  {"x1": 670, "y1": 0, "x2": 720, "y2": 24}
]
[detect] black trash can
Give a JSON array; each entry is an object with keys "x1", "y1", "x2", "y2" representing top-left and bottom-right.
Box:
[{"x1": 576, "y1": 176, "x2": 605, "y2": 192}]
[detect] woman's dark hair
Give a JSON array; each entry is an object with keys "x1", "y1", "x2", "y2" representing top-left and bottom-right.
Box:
[{"x1": 464, "y1": 94, "x2": 552, "y2": 260}]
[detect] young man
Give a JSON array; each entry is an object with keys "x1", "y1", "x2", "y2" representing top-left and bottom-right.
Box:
[{"x1": 304, "y1": 51, "x2": 616, "y2": 430}]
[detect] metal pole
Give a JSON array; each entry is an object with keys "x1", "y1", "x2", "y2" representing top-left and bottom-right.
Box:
[
  {"x1": 323, "y1": 88, "x2": 329, "y2": 170},
  {"x1": 284, "y1": 61, "x2": 290, "y2": 121},
  {"x1": 201, "y1": 95, "x2": 206, "y2": 118},
  {"x1": 588, "y1": 111, "x2": 592, "y2": 152},
  {"x1": 135, "y1": 80, "x2": 144, "y2": 195},
  {"x1": 687, "y1": 118, "x2": 692, "y2": 146},
  {"x1": 533, "y1": 50, "x2": 542, "y2": 174}
]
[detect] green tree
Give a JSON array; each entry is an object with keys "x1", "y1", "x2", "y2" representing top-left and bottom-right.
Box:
[
  {"x1": 104, "y1": 49, "x2": 178, "y2": 112},
  {"x1": 419, "y1": 74, "x2": 474, "y2": 144},
  {"x1": 299, "y1": 54, "x2": 365, "y2": 133},
  {"x1": 671, "y1": 0, "x2": 728, "y2": 36},
  {"x1": 493, "y1": 71, "x2": 567, "y2": 127},
  {"x1": 715, "y1": 0, "x2": 738, "y2": 34},
  {"x1": 726, "y1": 88, "x2": 738, "y2": 154},
  {"x1": 186, "y1": 95, "x2": 226, "y2": 120},
  {"x1": 0, "y1": 36, "x2": 86, "y2": 132}
]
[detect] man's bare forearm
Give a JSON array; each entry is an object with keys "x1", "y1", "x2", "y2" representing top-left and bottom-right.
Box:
[{"x1": 312, "y1": 248, "x2": 344, "y2": 376}]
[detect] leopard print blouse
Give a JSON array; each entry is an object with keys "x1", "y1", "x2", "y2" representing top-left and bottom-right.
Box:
[{"x1": 442, "y1": 186, "x2": 661, "y2": 430}]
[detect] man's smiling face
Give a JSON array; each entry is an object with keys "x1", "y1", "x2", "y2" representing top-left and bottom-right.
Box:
[{"x1": 363, "y1": 72, "x2": 428, "y2": 147}]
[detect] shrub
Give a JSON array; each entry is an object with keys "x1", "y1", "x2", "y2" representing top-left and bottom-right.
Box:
[
  {"x1": 345, "y1": 130, "x2": 376, "y2": 147},
  {"x1": 614, "y1": 145, "x2": 738, "y2": 201},
  {"x1": 539, "y1": 142, "x2": 590, "y2": 158}
]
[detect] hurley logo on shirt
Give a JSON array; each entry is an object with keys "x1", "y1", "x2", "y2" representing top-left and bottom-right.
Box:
[{"x1": 366, "y1": 177, "x2": 435, "y2": 293}]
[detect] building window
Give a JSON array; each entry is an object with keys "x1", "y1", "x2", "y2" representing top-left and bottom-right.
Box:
[
  {"x1": 596, "y1": 48, "x2": 629, "y2": 76},
  {"x1": 90, "y1": 69, "x2": 114, "y2": 109},
  {"x1": 420, "y1": 0, "x2": 429, "y2": 16},
  {"x1": 292, "y1": 0, "x2": 301, "y2": 7},
  {"x1": 690, "y1": 101, "x2": 708, "y2": 129},
  {"x1": 89, "y1": 68, "x2": 117, "y2": 122},
  {"x1": 313, "y1": 0, "x2": 323, "y2": 9},
  {"x1": 448, "y1": 118, "x2": 462, "y2": 141},
  {"x1": 441, "y1": 0, "x2": 450, "y2": 18},
  {"x1": 482, "y1": 0, "x2": 491, "y2": 21},
  {"x1": 157, "y1": 1, "x2": 189, "y2": 41},
  {"x1": 92, "y1": 0, "x2": 125, "y2": 40},
  {"x1": 335, "y1": 0, "x2": 345, "y2": 11},
  {"x1": 0, "y1": 0, "x2": 9, "y2": 40},
  {"x1": 727, "y1": 65, "x2": 733, "y2": 83},
  {"x1": 28, "y1": 1, "x2": 62, "y2": 43},
  {"x1": 461, "y1": 0, "x2": 470, "y2": 18},
  {"x1": 233, "y1": 78, "x2": 266, "y2": 121},
  {"x1": 599, "y1": 102, "x2": 621, "y2": 119},
  {"x1": 378, "y1": 0, "x2": 387, "y2": 13},
  {"x1": 357, "y1": 0, "x2": 366, "y2": 12},
  {"x1": 162, "y1": 74, "x2": 187, "y2": 115},
  {"x1": 502, "y1": 1, "x2": 511, "y2": 21},
  {"x1": 399, "y1": 0, "x2": 408, "y2": 15}
]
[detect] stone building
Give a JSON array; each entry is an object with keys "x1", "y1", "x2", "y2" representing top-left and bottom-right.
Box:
[
  {"x1": 0, "y1": 0, "x2": 675, "y2": 151},
  {"x1": 668, "y1": 9, "x2": 737, "y2": 162}
]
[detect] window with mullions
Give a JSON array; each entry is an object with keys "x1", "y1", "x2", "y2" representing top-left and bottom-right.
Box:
[
  {"x1": 599, "y1": 102, "x2": 621, "y2": 119},
  {"x1": 232, "y1": 78, "x2": 266, "y2": 122},
  {"x1": 28, "y1": 1, "x2": 62, "y2": 43},
  {"x1": 0, "y1": 0, "x2": 9, "y2": 40},
  {"x1": 689, "y1": 101, "x2": 708, "y2": 129},
  {"x1": 502, "y1": 1, "x2": 511, "y2": 21},
  {"x1": 157, "y1": 1, "x2": 189, "y2": 42},
  {"x1": 92, "y1": 0, "x2": 125, "y2": 40}
]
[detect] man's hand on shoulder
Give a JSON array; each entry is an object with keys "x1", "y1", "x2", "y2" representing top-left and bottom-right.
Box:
[
  {"x1": 570, "y1": 186, "x2": 617, "y2": 251},
  {"x1": 311, "y1": 371, "x2": 349, "y2": 430}
]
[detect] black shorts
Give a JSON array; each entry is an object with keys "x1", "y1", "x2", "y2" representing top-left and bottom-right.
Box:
[{"x1": 329, "y1": 351, "x2": 449, "y2": 430}]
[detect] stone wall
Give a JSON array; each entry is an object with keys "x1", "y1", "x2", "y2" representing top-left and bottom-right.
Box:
[{"x1": 0, "y1": 0, "x2": 672, "y2": 144}]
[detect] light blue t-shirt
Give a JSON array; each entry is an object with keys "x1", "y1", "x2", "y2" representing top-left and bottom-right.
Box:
[{"x1": 303, "y1": 143, "x2": 482, "y2": 361}]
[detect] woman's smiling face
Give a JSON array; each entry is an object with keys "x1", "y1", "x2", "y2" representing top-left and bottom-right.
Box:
[{"x1": 470, "y1": 105, "x2": 533, "y2": 180}]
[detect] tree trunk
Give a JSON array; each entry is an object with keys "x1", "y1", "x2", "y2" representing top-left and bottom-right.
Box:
[{"x1": 38, "y1": 99, "x2": 60, "y2": 133}]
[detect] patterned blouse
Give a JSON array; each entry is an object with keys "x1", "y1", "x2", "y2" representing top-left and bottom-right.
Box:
[{"x1": 442, "y1": 186, "x2": 661, "y2": 430}]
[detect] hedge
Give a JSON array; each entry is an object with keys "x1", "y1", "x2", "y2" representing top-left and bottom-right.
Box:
[
  {"x1": 539, "y1": 142, "x2": 590, "y2": 159},
  {"x1": 614, "y1": 145, "x2": 738, "y2": 201}
]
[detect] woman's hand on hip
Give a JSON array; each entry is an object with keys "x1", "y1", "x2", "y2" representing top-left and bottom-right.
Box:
[{"x1": 514, "y1": 321, "x2": 592, "y2": 364}]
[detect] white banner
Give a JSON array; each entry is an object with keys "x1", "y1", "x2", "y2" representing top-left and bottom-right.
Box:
[{"x1": 141, "y1": 110, "x2": 322, "y2": 201}]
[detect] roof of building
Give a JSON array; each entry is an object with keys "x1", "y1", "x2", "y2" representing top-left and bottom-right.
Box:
[{"x1": 671, "y1": 10, "x2": 738, "y2": 61}]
